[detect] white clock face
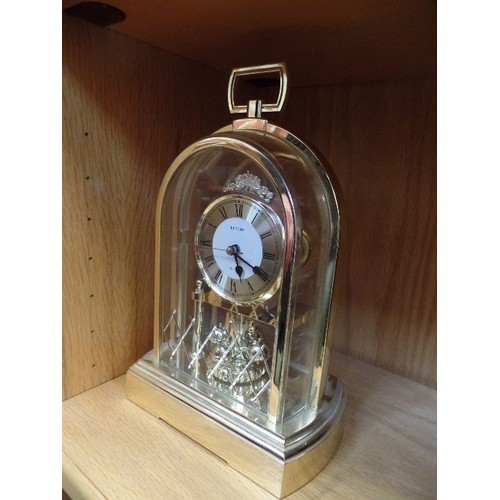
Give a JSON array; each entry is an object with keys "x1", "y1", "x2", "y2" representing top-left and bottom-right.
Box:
[{"x1": 195, "y1": 195, "x2": 284, "y2": 304}]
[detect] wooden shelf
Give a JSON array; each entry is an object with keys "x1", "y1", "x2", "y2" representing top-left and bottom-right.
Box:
[
  {"x1": 62, "y1": 352, "x2": 436, "y2": 499},
  {"x1": 62, "y1": 0, "x2": 436, "y2": 86},
  {"x1": 62, "y1": 12, "x2": 436, "y2": 497}
]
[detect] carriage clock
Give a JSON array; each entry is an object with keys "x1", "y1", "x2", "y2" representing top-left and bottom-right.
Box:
[{"x1": 127, "y1": 63, "x2": 346, "y2": 498}]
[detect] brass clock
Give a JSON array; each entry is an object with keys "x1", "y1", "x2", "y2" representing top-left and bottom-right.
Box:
[
  {"x1": 194, "y1": 194, "x2": 285, "y2": 304},
  {"x1": 127, "y1": 63, "x2": 345, "y2": 498}
]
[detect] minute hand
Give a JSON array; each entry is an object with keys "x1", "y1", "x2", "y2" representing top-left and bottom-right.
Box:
[{"x1": 236, "y1": 254, "x2": 269, "y2": 282}]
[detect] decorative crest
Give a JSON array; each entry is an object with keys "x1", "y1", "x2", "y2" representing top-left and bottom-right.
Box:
[{"x1": 223, "y1": 171, "x2": 275, "y2": 202}]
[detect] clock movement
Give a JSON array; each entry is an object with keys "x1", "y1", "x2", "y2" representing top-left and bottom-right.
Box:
[{"x1": 127, "y1": 63, "x2": 345, "y2": 497}]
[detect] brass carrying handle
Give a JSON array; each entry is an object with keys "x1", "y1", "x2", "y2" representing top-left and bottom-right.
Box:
[{"x1": 227, "y1": 63, "x2": 288, "y2": 115}]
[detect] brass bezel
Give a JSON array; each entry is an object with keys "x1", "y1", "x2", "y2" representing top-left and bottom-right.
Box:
[{"x1": 194, "y1": 193, "x2": 286, "y2": 306}]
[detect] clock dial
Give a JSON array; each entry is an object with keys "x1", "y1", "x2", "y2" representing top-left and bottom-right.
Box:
[{"x1": 195, "y1": 194, "x2": 284, "y2": 304}]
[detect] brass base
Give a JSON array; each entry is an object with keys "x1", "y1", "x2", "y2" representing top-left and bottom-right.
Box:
[{"x1": 126, "y1": 361, "x2": 345, "y2": 498}]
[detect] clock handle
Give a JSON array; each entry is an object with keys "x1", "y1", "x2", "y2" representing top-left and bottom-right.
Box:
[{"x1": 227, "y1": 63, "x2": 288, "y2": 116}]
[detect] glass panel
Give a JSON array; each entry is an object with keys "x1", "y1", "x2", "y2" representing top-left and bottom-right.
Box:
[
  {"x1": 224, "y1": 129, "x2": 340, "y2": 433},
  {"x1": 154, "y1": 127, "x2": 339, "y2": 437},
  {"x1": 157, "y1": 146, "x2": 287, "y2": 427}
]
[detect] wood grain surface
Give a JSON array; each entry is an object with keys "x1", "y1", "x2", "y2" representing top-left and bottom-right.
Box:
[
  {"x1": 275, "y1": 79, "x2": 437, "y2": 387},
  {"x1": 62, "y1": 16, "x2": 228, "y2": 399},
  {"x1": 63, "y1": 352, "x2": 437, "y2": 499},
  {"x1": 62, "y1": 0, "x2": 436, "y2": 86},
  {"x1": 63, "y1": 16, "x2": 436, "y2": 399}
]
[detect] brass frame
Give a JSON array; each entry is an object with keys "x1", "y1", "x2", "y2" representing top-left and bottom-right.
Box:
[
  {"x1": 127, "y1": 357, "x2": 345, "y2": 498},
  {"x1": 128, "y1": 63, "x2": 344, "y2": 497}
]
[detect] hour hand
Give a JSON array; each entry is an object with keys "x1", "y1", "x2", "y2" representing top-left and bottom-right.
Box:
[
  {"x1": 232, "y1": 253, "x2": 244, "y2": 282},
  {"x1": 234, "y1": 253, "x2": 270, "y2": 282},
  {"x1": 235, "y1": 262, "x2": 244, "y2": 282}
]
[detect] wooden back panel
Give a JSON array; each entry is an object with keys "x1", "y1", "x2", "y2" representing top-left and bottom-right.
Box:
[
  {"x1": 276, "y1": 80, "x2": 437, "y2": 387},
  {"x1": 62, "y1": 17, "x2": 227, "y2": 399},
  {"x1": 63, "y1": 17, "x2": 436, "y2": 398}
]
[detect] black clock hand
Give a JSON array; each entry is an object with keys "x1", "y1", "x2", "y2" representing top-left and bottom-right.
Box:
[
  {"x1": 233, "y1": 254, "x2": 244, "y2": 282},
  {"x1": 225, "y1": 244, "x2": 244, "y2": 281},
  {"x1": 214, "y1": 247, "x2": 241, "y2": 253},
  {"x1": 234, "y1": 253, "x2": 269, "y2": 282},
  {"x1": 226, "y1": 244, "x2": 268, "y2": 281}
]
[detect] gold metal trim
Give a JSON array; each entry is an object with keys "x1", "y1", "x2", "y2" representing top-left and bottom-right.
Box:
[
  {"x1": 227, "y1": 63, "x2": 288, "y2": 115},
  {"x1": 214, "y1": 121, "x2": 341, "y2": 411},
  {"x1": 148, "y1": 117, "x2": 343, "y2": 492},
  {"x1": 127, "y1": 363, "x2": 345, "y2": 498}
]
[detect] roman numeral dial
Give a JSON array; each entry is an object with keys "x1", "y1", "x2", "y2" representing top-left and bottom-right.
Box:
[{"x1": 194, "y1": 194, "x2": 285, "y2": 304}]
